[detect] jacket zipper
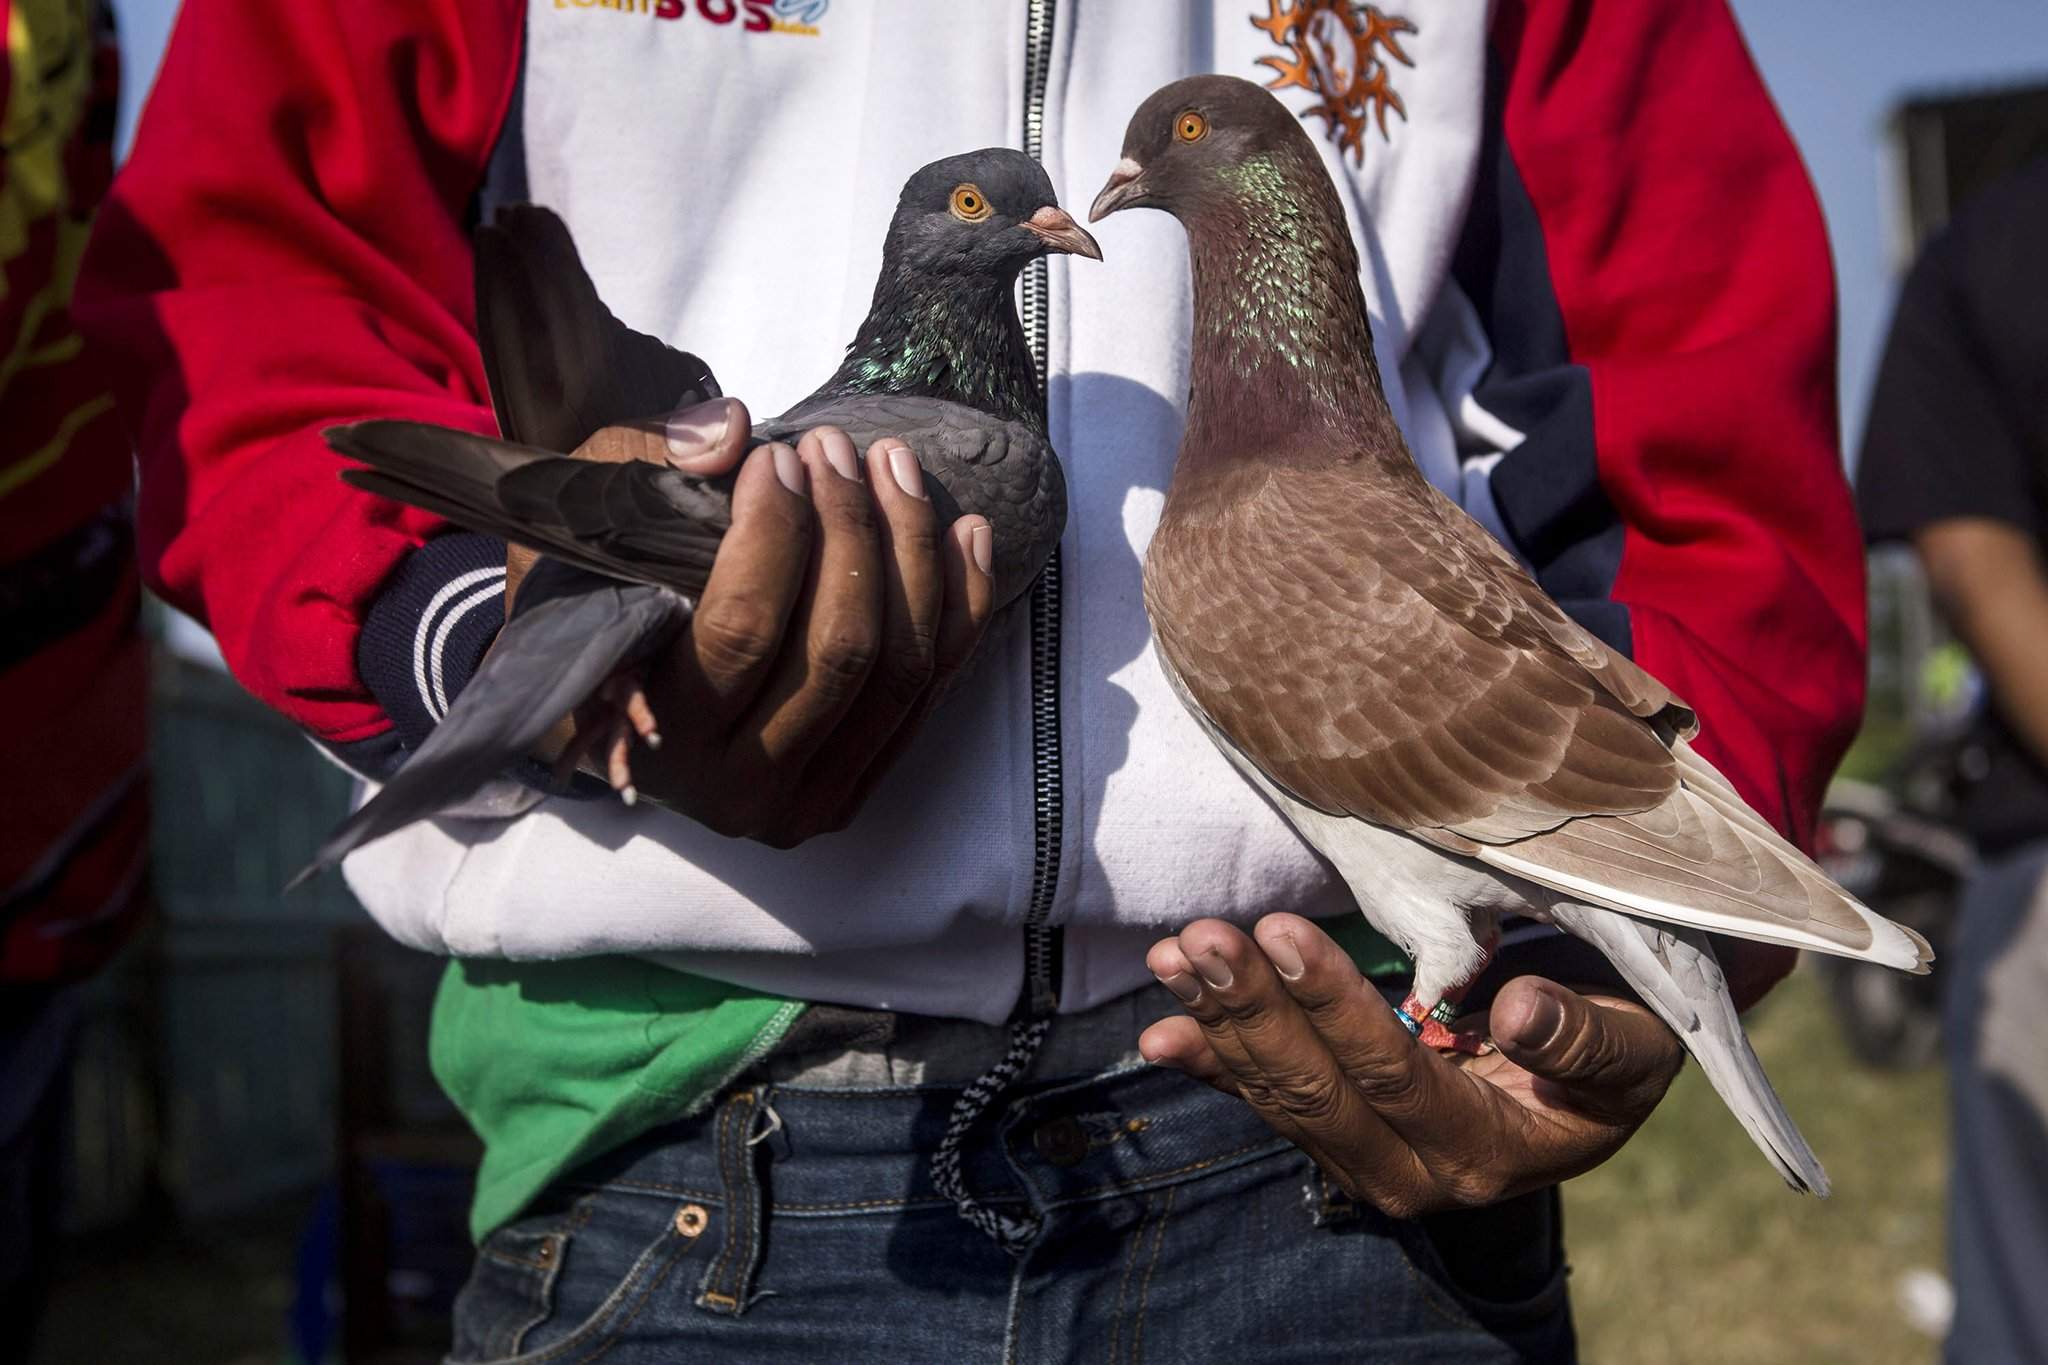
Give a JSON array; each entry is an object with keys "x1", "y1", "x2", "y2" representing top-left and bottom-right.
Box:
[
  {"x1": 1018, "y1": 0, "x2": 1063, "y2": 1019},
  {"x1": 922, "y1": 0, "x2": 1066, "y2": 1252}
]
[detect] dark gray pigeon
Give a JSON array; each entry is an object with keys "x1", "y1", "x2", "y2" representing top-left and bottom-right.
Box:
[
  {"x1": 1092, "y1": 76, "x2": 1930, "y2": 1193},
  {"x1": 294, "y1": 148, "x2": 1095, "y2": 883}
]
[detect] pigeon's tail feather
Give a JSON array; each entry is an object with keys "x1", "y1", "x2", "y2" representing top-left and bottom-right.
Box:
[
  {"x1": 476, "y1": 204, "x2": 721, "y2": 451},
  {"x1": 1548, "y1": 900, "x2": 1829, "y2": 1195},
  {"x1": 290, "y1": 578, "x2": 687, "y2": 887}
]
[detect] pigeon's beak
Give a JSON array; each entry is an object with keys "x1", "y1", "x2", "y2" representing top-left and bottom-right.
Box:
[
  {"x1": 1088, "y1": 158, "x2": 1147, "y2": 222},
  {"x1": 1023, "y1": 205, "x2": 1102, "y2": 261}
]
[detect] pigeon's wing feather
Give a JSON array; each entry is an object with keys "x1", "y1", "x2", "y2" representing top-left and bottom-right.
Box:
[
  {"x1": 1147, "y1": 456, "x2": 1930, "y2": 971},
  {"x1": 1544, "y1": 901, "x2": 1828, "y2": 1194},
  {"x1": 476, "y1": 205, "x2": 721, "y2": 450},
  {"x1": 1452, "y1": 504, "x2": 1699, "y2": 741},
  {"x1": 291, "y1": 574, "x2": 687, "y2": 884},
  {"x1": 1478, "y1": 769, "x2": 1934, "y2": 972},
  {"x1": 328, "y1": 421, "x2": 728, "y2": 597},
  {"x1": 1147, "y1": 462, "x2": 1683, "y2": 843}
]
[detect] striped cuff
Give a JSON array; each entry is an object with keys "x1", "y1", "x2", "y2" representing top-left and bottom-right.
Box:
[{"x1": 358, "y1": 533, "x2": 509, "y2": 753}]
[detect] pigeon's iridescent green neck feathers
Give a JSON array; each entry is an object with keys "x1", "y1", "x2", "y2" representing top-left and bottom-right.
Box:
[
  {"x1": 1183, "y1": 148, "x2": 1396, "y2": 461},
  {"x1": 817, "y1": 268, "x2": 1045, "y2": 433}
]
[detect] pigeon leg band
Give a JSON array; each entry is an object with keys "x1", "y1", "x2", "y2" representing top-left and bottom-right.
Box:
[{"x1": 1399, "y1": 930, "x2": 1499, "y2": 1054}]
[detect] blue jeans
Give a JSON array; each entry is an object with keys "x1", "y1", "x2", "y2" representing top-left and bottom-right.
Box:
[{"x1": 447, "y1": 1060, "x2": 1573, "y2": 1362}]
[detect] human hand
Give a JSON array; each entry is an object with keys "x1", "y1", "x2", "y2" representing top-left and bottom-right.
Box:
[
  {"x1": 512, "y1": 398, "x2": 996, "y2": 845},
  {"x1": 1139, "y1": 914, "x2": 1685, "y2": 1217}
]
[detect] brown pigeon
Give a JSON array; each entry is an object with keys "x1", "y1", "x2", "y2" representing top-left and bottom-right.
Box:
[{"x1": 1090, "y1": 75, "x2": 1930, "y2": 1193}]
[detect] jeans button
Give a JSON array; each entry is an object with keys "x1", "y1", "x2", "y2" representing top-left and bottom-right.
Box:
[{"x1": 1032, "y1": 1116, "x2": 1090, "y2": 1167}]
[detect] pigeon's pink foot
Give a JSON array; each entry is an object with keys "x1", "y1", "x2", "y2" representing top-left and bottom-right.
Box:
[
  {"x1": 552, "y1": 670, "x2": 663, "y2": 804},
  {"x1": 1398, "y1": 995, "x2": 1492, "y2": 1056},
  {"x1": 1398, "y1": 930, "x2": 1501, "y2": 1056}
]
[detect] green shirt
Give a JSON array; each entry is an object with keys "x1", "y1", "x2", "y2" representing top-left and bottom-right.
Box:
[{"x1": 434, "y1": 919, "x2": 1408, "y2": 1242}]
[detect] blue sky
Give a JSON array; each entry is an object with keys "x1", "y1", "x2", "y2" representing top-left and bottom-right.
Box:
[
  {"x1": 109, "y1": 0, "x2": 2048, "y2": 461},
  {"x1": 1728, "y1": 0, "x2": 2048, "y2": 458}
]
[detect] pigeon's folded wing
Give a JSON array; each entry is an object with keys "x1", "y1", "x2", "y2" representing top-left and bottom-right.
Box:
[
  {"x1": 1149, "y1": 459, "x2": 1931, "y2": 973},
  {"x1": 1149, "y1": 465, "x2": 1685, "y2": 843}
]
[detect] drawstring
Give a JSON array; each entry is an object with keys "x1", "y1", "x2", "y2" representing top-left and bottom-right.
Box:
[{"x1": 929, "y1": 1015, "x2": 1051, "y2": 1254}]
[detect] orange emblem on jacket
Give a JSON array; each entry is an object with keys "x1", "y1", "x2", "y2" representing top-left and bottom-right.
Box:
[{"x1": 1251, "y1": 0, "x2": 1416, "y2": 164}]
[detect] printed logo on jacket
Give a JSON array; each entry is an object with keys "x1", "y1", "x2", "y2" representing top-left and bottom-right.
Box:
[
  {"x1": 1252, "y1": 0, "x2": 1416, "y2": 163},
  {"x1": 556, "y1": 0, "x2": 827, "y2": 35}
]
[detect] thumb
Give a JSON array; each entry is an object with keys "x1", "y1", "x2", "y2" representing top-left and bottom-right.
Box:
[
  {"x1": 659, "y1": 397, "x2": 753, "y2": 474},
  {"x1": 1491, "y1": 976, "x2": 1682, "y2": 1115}
]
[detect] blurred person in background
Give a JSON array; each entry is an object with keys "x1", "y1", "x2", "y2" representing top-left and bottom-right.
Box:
[
  {"x1": 0, "y1": 0, "x2": 144, "y2": 1352},
  {"x1": 1857, "y1": 156, "x2": 2048, "y2": 1365},
  {"x1": 75, "y1": 2, "x2": 1856, "y2": 1359}
]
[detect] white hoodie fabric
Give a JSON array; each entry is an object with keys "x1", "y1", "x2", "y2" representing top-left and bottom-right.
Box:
[{"x1": 342, "y1": 0, "x2": 1526, "y2": 1022}]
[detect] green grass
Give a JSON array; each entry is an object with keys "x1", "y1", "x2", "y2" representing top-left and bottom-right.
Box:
[{"x1": 1566, "y1": 965, "x2": 1948, "y2": 1363}]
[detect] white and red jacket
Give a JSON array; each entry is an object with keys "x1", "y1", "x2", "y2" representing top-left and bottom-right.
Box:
[{"x1": 76, "y1": 0, "x2": 1863, "y2": 1021}]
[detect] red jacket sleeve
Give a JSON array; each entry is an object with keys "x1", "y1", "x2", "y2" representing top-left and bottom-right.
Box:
[
  {"x1": 1482, "y1": 0, "x2": 1865, "y2": 852},
  {"x1": 73, "y1": 0, "x2": 523, "y2": 744}
]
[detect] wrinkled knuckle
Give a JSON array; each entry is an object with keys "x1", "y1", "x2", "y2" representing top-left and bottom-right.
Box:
[
  {"x1": 1572, "y1": 1028, "x2": 1634, "y2": 1087},
  {"x1": 1271, "y1": 1074, "x2": 1351, "y2": 1128},
  {"x1": 1231, "y1": 1076, "x2": 1281, "y2": 1111},
  {"x1": 1441, "y1": 1164, "x2": 1508, "y2": 1207},
  {"x1": 821, "y1": 486, "x2": 880, "y2": 536},
  {"x1": 811, "y1": 617, "x2": 881, "y2": 684},
  {"x1": 1344, "y1": 1060, "x2": 1418, "y2": 1112},
  {"x1": 691, "y1": 599, "x2": 781, "y2": 677},
  {"x1": 894, "y1": 522, "x2": 943, "y2": 570},
  {"x1": 872, "y1": 639, "x2": 938, "y2": 710},
  {"x1": 1369, "y1": 1185, "x2": 1426, "y2": 1221},
  {"x1": 899, "y1": 628, "x2": 939, "y2": 684}
]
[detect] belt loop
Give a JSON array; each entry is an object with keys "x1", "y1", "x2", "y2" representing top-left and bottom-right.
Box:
[
  {"x1": 1307, "y1": 1166, "x2": 1364, "y2": 1228},
  {"x1": 695, "y1": 1088, "x2": 774, "y2": 1317}
]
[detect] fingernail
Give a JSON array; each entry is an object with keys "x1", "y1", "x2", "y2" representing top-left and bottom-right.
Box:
[
  {"x1": 1194, "y1": 952, "x2": 1233, "y2": 991},
  {"x1": 970, "y1": 524, "x2": 993, "y2": 576},
  {"x1": 885, "y1": 442, "x2": 927, "y2": 500},
  {"x1": 1155, "y1": 971, "x2": 1202, "y2": 1004},
  {"x1": 1505, "y1": 983, "x2": 1564, "y2": 1050},
  {"x1": 770, "y1": 444, "x2": 806, "y2": 496},
  {"x1": 816, "y1": 429, "x2": 860, "y2": 482},
  {"x1": 619, "y1": 784, "x2": 638, "y2": 807},
  {"x1": 665, "y1": 399, "x2": 732, "y2": 461},
  {"x1": 1266, "y1": 934, "x2": 1305, "y2": 981}
]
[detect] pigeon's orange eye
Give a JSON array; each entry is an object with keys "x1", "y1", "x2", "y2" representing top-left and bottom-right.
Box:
[
  {"x1": 949, "y1": 184, "x2": 992, "y2": 223},
  {"x1": 1176, "y1": 110, "x2": 1208, "y2": 142}
]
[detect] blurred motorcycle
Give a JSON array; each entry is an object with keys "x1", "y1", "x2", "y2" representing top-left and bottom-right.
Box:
[{"x1": 1811, "y1": 739, "x2": 1975, "y2": 1069}]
